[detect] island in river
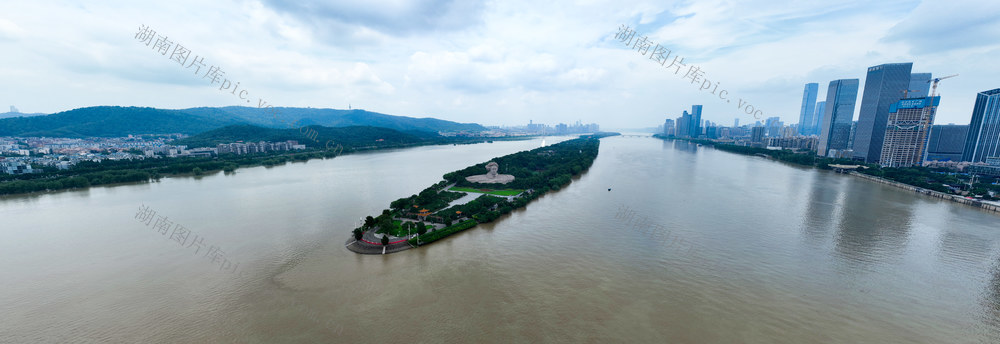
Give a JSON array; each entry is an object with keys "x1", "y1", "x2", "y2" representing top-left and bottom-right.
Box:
[{"x1": 346, "y1": 133, "x2": 615, "y2": 254}]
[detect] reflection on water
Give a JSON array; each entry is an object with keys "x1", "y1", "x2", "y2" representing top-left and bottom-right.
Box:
[
  {"x1": 672, "y1": 139, "x2": 699, "y2": 153},
  {"x1": 984, "y1": 264, "x2": 1000, "y2": 340},
  {"x1": 801, "y1": 172, "x2": 842, "y2": 248},
  {"x1": 833, "y1": 180, "x2": 915, "y2": 269}
]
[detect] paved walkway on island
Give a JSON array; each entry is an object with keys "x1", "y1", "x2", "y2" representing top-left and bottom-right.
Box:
[
  {"x1": 345, "y1": 216, "x2": 463, "y2": 254},
  {"x1": 345, "y1": 232, "x2": 413, "y2": 254},
  {"x1": 447, "y1": 187, "x2": 526, "y2": 202},
  {"x1": 437, "y1": 182, "x2": 457, "y2": 193},
  {"x1": 345, "y1": 218, "x2": 447, "y2": 254}
]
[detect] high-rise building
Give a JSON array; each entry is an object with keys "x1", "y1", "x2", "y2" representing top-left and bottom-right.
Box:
[
  {"x1": 817, "y1": 79, "x2": 859, "y2": 157},
  {"x1": 853, "y1": 62, "x2": 914, "y2": 162},
  {"x1": 676, "y1": 111, "x2": 692, "y2": 138},
  {"x1": 734, "y1": 118, "x2": 739, "y2": 128},
  {"x1": 706, "y1": 126, "x2": 718, "y2": 139},
  {"x1": 963, "y1": 88, "x2": 1000, "y2": 162},
  {"x1": 663, "y1": 119, "x2": 675, "y2": 136},
  {"x1": 908, "y1": 73, "x2": 932, "y2": 98},
  {"x1": 798, "y1": 83, "x2": 819, "y2": 135},
  {"x1": 812, "y1": 101, "x2": 826, "y2": 135},
  {"x1": 765, "y1": 117, "x2": 782, "y2": 137},
  {"x1": 690, "y1": 105, "x2": 703, "y2": 138},
  {"x1": 926, "y1": 124, "x2": 968, "y2": 162},
  {"x1": 879, "y1": 96, "x2": 939, "y2": 167},
  {"x1": 751, "y1": 126, "x2": 765, "y2": 143},
  {"x1": 766, "y1": 136, "x2": 818, "y2": 151}
]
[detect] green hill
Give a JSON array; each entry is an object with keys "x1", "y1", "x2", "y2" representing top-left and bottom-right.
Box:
[
  {"x1": 181, "y1": 106, "x2": 485, "y2": 133},
  {"x1": 0, "y1": 106, "x2": 245, "y2": 137},
  {"x1": 0, "y1": 106, "x2": 486, "y2": 138}
]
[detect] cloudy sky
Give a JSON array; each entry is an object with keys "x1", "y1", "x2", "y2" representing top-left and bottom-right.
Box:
[{"x1": 1, "y1": 0, "x2": 998, "y2": 129}]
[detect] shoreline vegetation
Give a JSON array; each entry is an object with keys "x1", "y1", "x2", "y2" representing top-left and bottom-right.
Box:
[
  {"x1": 0, "y1": 134, "x2": 535, "y2": 197},
  {"x1": 346, "y1": 133, "x2": 618, "y2": 254},
  {"x1": 654, "y1": 135, "x2": 1000, "y2": 214}
]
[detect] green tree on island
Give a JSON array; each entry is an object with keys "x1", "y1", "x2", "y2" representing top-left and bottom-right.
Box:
[
  {"x1": 353, "y1": 228, "x2": 363, "y2": 241},
  {"x1": 381, "y1": 234, "x2": 389, "y2": 246}
]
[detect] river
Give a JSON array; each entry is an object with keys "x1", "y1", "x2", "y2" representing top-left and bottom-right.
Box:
[{"x1": 2, "y1": 135, "x2": 999, "y2": 343}]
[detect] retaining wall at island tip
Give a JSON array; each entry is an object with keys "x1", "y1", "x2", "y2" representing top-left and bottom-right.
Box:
[{"x1": 849, "y1": 171, "x2": 1000, "y2": 214}]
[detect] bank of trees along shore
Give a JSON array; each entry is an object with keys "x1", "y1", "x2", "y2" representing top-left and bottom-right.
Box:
[
  {"x1": 659, "y1": 135, "x2": 1000, "y2": 201},
  {"x1": 352, "y1": 134, "x2": 612, "y2": 248},
  {"x1": 0, "y1": 147, "x2": 345, "y2": 196}
]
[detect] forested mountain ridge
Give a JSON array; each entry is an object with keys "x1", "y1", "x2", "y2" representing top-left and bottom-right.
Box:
[
  {"x1": 0, "y1": 106, "x2": 243, "y2": 137},
  {"x1": 0, "y1": 106, "x2": 485, "y2": 137}
]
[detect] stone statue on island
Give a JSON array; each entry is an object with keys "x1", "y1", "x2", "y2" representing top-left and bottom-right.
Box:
[{"x1": 465, "y1": 161, "x2": 515, "y2": 184}]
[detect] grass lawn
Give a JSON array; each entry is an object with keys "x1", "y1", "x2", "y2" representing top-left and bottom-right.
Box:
[{"x1": 449, "y1": 186, "x2": 523, "y2": 196}]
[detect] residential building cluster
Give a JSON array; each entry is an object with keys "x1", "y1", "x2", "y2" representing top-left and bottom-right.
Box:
[
  {"x1": 1, "y1": 159, "x2": 34, "y2": 175},
  {"x1": 214, "y1": 141, "x2": 306, "y2": 155},
  {"x1": 0, "y1": 136, "x2": 163, "y2": 174},
  {"x1": 0, "y1": 135, "x2": 307, "y2": 174}
]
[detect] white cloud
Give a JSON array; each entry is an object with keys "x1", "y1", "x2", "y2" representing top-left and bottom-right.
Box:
[
  {"x1": 883, "y1": 0, "x2": 1000, "y2": 54},
  {"x1": 0, "y1": 18, "x2": 25, "y2": 41},
  {"x1": 0, "y1": 0, "x2": 996, "y2": 128}
]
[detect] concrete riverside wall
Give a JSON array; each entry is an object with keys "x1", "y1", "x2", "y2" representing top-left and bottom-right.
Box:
[{"x1": 849, "y1": 172, "x2": 1000, "y2": 214}]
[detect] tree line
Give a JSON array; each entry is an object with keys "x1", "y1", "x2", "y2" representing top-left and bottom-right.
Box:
[{"x1": 0, "y1": 147, "x2": 344, "y2": 196}]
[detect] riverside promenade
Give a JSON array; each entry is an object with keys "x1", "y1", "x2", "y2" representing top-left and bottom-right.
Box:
[{"x1": 344, "y1": 225, "x2": 415, "y2": 254}]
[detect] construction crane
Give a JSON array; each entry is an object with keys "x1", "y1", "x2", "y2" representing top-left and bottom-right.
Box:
[
  {"x1": 927, "y1": 74, "x2": 958, "y2": 98},
  {"x1": 914, "y1": 74, "x2": 956, "y2": 164},
  {"x1": 902, "y1": 89, "x2": 922, "y2": 98}
]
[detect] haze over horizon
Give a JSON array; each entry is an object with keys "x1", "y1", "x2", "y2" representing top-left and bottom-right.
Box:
[{"x1": 1, "y1": 0, "x2": 998, "y2": 128}]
